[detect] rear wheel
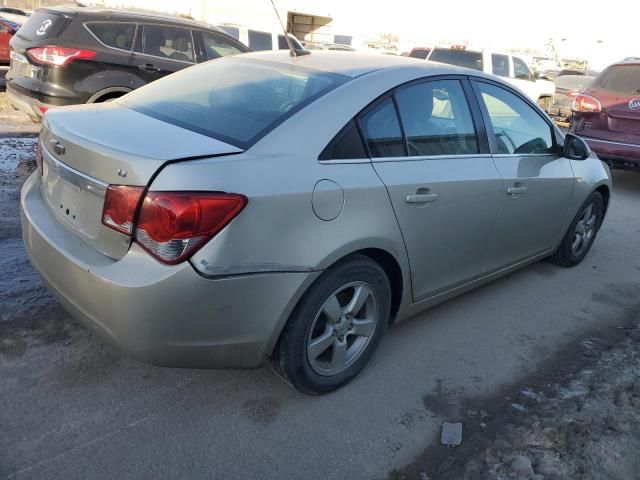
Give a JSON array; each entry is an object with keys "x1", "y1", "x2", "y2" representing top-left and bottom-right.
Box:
[
  {"x1": 550, "y1": 192, "x2": 604, "y2": 267},
  {"x1": 272, "y1": 255, "x2": 391, "y2": 395}
]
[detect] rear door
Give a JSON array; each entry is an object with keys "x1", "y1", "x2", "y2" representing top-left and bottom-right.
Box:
[
  {"x1": 130, "y1": 24, "x2": 195, "y2": 82},
  {"x1": 365, "y1": 77, "x2": 502, "y2": 301},
  {"x1": 472, "y1": 79, "x2": 574, "y2": 271}
]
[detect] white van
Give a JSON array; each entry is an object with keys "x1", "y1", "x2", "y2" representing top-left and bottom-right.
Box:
[{"x1": 217, "y1": 24, "x2": 304, "y2": 52}]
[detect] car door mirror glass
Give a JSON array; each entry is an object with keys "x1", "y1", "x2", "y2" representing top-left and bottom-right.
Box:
[{"x1": 563, "y1": 133, "x2": 590, "y2": 160}]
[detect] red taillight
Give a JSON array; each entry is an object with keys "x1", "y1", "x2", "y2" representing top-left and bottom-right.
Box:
[
  {"x1": 38, "y1": 106, "x2": 49, "y2": 116},
  {"x1": 567, "y1": 90, "x2": 580, "y2": 98},
  {"x1": 135, "y1": 192, "x2": 247, "y2": 265},
  {"x1": 101, "y1": 185, "x2": 145, "y2": 235},
  {"x1": 27, "y1": 46, "x2": 96, "y2": 67},
  {"x1": 571, "y1": 94, "x2": 601, "y2": 113},
  {"x1": 36, "y1": 136, "x2": 43, "y2": 176}
]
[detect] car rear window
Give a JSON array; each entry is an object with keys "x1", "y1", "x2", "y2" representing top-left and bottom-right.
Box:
[
  {"x1": 592, "y1": 65, "x2": 640, "y2": 95},
  {"x1": 120, "y1": 57, "x2": 349, "y2": 149},
  {"x1": 429, "y1": 48, "x2": 483, "y2": 71},
  {"x1": 86, "y1": 22, "x2": 136, "y2": 51},
  {"x1": 16, "y1": 10, "x2": 68, "y2": 41},
  {"x1": 409, "y1": 49, "x2": 430, "y2": 60},
  {"x1": 555, "y1": 75, "x2": 594, "y2": 90}
]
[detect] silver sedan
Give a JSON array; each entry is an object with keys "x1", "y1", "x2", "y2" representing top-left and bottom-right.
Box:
[{"x1": 21, "y1": 51, "x2": 612, "y2": 394}]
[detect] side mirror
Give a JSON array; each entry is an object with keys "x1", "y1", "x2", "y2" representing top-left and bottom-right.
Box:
[{"x1": 563, "y1": 133, "x2": 590, "y2": 160}]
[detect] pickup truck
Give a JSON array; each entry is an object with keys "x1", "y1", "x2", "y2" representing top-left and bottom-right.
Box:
[{"x1": 426, "y1": 46, "x2": 555, "y2": 112}]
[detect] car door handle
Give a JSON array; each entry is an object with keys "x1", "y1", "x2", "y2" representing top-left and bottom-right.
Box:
[
  {"x1": 406, "y1": 193, "x2": 439, "y2": 204},
  {"x1": 507, "y1": 186, "x2": 528, "y2": 196},
  {"x1": 138, "y1": 63, "x2": 160, "y2": 72}
]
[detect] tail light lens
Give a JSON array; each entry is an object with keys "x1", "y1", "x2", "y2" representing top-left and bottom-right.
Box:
[
  {"x1": 135, "y1": 192, "x2": 247, "y2": 265},
  {"x1": 102, "y1": 185, "x2": 145, "y2": 235},
  {"x1": 27, "y1": 46, "x2": 96, "y2": 67},
  {"x1": 102, "y1": 187, "x2": 247, "y2": 265},
  {"x1": 567, "y1": 90, "x2": 580, "y2": 98},
  {"x1": 36, "y1": 136, "x2": 43, "y2": 176},
  {"x1": 571, "y1": 94, "x2": 601, "y2": 113}
]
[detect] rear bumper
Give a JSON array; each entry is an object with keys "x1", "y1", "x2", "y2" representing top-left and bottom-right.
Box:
[
  {"x1": 6, "y1": 83, "x2": 49, "y2": 121},
  {"x1": 21, "y1": 172, "x2": 317, "y2": 368},
  {"x1": 581, "y1": 136, "x2": 640, "y2": 170}
]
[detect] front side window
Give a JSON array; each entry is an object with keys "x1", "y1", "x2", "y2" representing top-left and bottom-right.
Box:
[
  {"x1": 491, "y1": 53, "x2": 509, "y2": 77},
  {"x1": 395, "y1": 80, "x2": 479, "y2": 156},
  {"x1": 143, "y1": 25, "x2": 194, "y2": 62},
  {"x1": 121, "y1": 57, "x2": 348, "y2": 149},
  {"x1": 476, "y1": 82, "x2": 554, "y2": 155},
  {"x1": 359, "y1": 98, "x2": 405, "y2": 158},
  {"x1": 248, "y1": 30, "x2": 272, "y2": 51},
  {"x1": 513, "y1": 57, "x2": 531, "y2": 80},
  {"x1": 86, "y1": 22, "x2": 136, "y2": 51},
  {"x1": 200, "y1": 31, "x2": 246, "y2": 59}
]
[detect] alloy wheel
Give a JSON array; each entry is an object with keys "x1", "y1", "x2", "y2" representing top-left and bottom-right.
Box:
[
  {"x1": 306, "y1": 281, "x2": 379, "y2": 376},
  {"x1": 572, "y1": 202, "x2": 597, "y2": 257}
]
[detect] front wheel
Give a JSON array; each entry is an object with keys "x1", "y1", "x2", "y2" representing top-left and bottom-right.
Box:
[
  {"x1": 272, "y1": 255, "x2": 391, "y2": 395},
  {"x1": 550, "y1": 192, "x2": 604, "y2": 267}
]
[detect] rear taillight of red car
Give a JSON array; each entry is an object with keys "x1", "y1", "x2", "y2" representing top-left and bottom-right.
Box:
[
  {"x1": 571, "y1": 94, "x2": 602, "y2": 113},
  {"x1": 102, "y1": 188, "x2": 247, "y2": 265},
  {"x1": 27, "y1": 46, "x2": 96, "y2": 67}
]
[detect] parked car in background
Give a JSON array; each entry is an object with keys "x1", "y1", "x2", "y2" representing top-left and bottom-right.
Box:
[
  {"x1": 549, "y1": 74, "x2": 594, "y2": 120},
  {"x1": 21, "y1": 51, "x2": 611, "y2": 394},
  {"x1": 6, "y1": 6, "x2": 249, "y2": 121},
  {"x1": 427, "y1": 46, "x2": 555, "y2": 111},
  {"x1": 408, "y1": 47, "x2": 431, "y2": 59},
  {"x1": 571, "y1": 61, "x2": 640, "y2": 170},
  {"x1": 303, "y1": 40, "x2": 355, "y2": 51},
  {"x1": 217, "y1": 24, "x2": 304, "y2": 52},
  {"x1": 0, "y1": 17, "x2": 21, "y2": 63}
]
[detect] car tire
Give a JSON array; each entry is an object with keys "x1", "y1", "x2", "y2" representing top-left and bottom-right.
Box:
[
  {"x1": 550, "y1": 191, "x2": 604, "y2": 267},
  {"x1": 272, "y1": 254, "x2": 391, "y2": 395}
]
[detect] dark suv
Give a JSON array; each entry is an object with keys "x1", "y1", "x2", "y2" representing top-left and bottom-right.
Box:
[{"x1": 6, "y1": 6, "x2": 249, "y2": 121}]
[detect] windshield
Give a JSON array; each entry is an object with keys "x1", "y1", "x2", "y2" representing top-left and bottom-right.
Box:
[
  {"x1": 429, "y1": 48, "x2": 483, "y2": 71},
  {"x1": 120, "y1": 57, "x2": 349, "y2": 149}
]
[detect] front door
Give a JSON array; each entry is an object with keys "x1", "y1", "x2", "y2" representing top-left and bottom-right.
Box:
[
  {"x1": 363, "y1": 78, "x2": 503, "y2": 301},
  {"x1": 473, "y1": 80, "x2": 574, "y2": 272},
  {"x1": 131, "y1": 24, "x2": 195, "y2": 82}
]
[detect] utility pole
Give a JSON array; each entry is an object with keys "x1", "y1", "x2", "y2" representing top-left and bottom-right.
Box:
[{"x1": 200, "y1": 0, "x2": 207, "y2": 22}]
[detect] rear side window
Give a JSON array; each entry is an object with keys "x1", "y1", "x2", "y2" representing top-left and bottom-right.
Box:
[
  {"x1": 429, "y1": 48, "x2": 483, "y2": 71},
  {"x1": 491, "y1": 53, "x2": 509, "y2": 77},
  {"x1": 121, "y1": 57, "x2": 348, "y2": 149},
  {"x1": 143, "y1": 25, "x2": 194, "y2": 62},
  {"x1": 86, "y1": 23, "x2": 135, "y2": 51},
  {"x1": 395, "y1": 80, "x2": 479, "y2": 156},
  {"x1": 513, "y1": 57, "x2": 531, "y2": 80},
  {"x1": 200, "y1": 31, "x2": 246, "y2": 59},
  {"x1": 592, "y1": 65, "x2": 640, "y2": 95},
  {"x1": 476, "y1": 82, "x2": 554, "y2": 155},
  {"x1": 359, "y1": 98, "x2": 405, "y2": 158},
  {"x1": 16, "y1": 10, "x2": 67, "y2": 41},
  {"x1": 319, "y1": 121, "x2": 366, "y2": 160},
  {"x1": 248, "y1": 30, "x2": 272, "y2": 51}
]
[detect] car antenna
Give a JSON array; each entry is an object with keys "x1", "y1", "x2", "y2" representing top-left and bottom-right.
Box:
[{"x1": 269, "y1": 0, "x2": 310, "y2": 57}]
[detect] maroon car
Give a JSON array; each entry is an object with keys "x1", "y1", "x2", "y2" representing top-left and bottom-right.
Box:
[{"x1": 570, "y1": 61, "x2": 640, "y2": 170}]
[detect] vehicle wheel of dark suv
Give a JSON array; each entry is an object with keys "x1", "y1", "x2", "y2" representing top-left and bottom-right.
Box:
[
  {"x1": 272, "y1": 255, "x2": 391, "y2": 395},
  {"x1": 550, "y1": 191, "x2": 604, "y2": 267}
]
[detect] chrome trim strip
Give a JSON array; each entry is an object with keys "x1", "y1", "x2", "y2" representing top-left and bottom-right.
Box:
[
  {"x1": 492, "y1": 153, "x2": 558, "y2": 157},
  {"x1": 581, "y1": 137, "x2": 640, "y2": 149},
  {"x1": 371, "y1": 154, "x2": 493, "y2": 163},
  {"x1": 318, "y1": 158, "x2": 371, "y2": 165},
  {"x1": 43, "y1": 149, "x2": 108, "y2": 198}
]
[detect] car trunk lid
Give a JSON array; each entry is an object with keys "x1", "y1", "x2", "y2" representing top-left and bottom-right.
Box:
[{"x1": 39, "y1": 103, "x2": 243, "y2": 259}]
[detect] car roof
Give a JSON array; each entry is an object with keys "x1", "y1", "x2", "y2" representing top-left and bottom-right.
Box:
[
  {"x1": 41, "y1": 5, "x2": 221, "y2": 31},
  {"x1": 237, "y1": 50, "x2": 482, "y2": 78}
]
